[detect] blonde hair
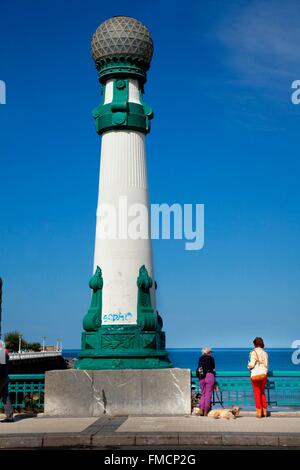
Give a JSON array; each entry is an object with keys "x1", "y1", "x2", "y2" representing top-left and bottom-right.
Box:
[{"x1": 202, "y1": 346, "x2": 212, "y2": 355}]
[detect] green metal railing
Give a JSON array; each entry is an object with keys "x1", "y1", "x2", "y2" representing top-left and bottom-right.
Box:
[
  {"x1": 0, "y1": 375, "x2": 45, "y2": 411},
  {"x1": 192, "y1": 371, "x2": 300, "y2": 407}
]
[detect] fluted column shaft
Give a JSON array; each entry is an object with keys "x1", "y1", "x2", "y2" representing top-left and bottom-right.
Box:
[{"x1": 94, "y1": 80, "x2": 155, "y2": 325}]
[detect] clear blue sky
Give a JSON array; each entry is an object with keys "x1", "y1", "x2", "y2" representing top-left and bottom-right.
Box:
[{"x1": 1, "y1": 0, "x2": 299, "y2": 349}]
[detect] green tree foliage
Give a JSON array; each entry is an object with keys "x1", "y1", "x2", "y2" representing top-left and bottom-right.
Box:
[
  {"x1": 4, "y1": 331, "x2": 41, "y2": 352},
  {"x1": 4, "y1": 330, "x2": 25, "y2": 351},
  {"x1": 26, "y1": 342, "x2": 42, "y2": 352}
]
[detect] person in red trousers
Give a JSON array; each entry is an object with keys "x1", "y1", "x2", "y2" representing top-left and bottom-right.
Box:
[{"x1": 248, "y1": 337, "x2": 269, "y2": 418}]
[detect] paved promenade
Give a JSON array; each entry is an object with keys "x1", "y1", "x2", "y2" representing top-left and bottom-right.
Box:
[{"x1": 0, "y1": 412, "x2": 299, "y2": 449}]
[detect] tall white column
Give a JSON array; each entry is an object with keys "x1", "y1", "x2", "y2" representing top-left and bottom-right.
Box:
[{"x1": 94, "y1": 80, "x2": 156, "y2": 325}]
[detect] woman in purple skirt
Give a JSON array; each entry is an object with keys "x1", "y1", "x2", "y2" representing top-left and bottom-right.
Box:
[{"x1": 197, "y1": 346, "x2": 216, "y2": 416}]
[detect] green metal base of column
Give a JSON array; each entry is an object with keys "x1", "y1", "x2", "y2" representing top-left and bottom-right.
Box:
[
  {"x1": 75, "y1": 354, "x2": 172, "y2": 370},
  {"x1": 75, "y1": 325, "x2": 173, "y2": 370},
  {"x1": 76, "y1": 266, "x2": 172, "y2": 370}
]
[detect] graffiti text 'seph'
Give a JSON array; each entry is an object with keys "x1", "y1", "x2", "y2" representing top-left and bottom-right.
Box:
[{"x1": 103, "y1": 312, "x2": 133, "y2": 323}]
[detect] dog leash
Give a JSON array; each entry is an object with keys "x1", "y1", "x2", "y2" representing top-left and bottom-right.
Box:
[{"x1": 214, "y1": 389, "x2": 225, "y2": 408}]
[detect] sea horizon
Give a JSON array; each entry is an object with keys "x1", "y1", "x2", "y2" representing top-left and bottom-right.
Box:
[{"x1": 62, "y1": 347, "x2": 299, "y2": 371}]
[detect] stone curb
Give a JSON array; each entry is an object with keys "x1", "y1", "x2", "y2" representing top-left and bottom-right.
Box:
[
  {"x1": 279, "y1": 436, "x2": 300, "y2": 447},
  {"x1": 43, "y1": 435, "x2": 92, "y2": 448},
  {"x1": 239, "y1": 411, "x2": 300, "y2": 418},
  {"x1": 0, "y1": 433, "x2": 299, "y2": 448},
  {"x1": 222, "y1": 435, "x2": 262, "y2": 446},
  {"x1": 0, "y1": 436, "x2": 44, "y2": 449},
  {"x1": 92, "y1": 434, "x2": 136, "y2": 447},
  {"x1": 178, "y1": 434, "x2": 222, "y2": 446},
  {"x1": 135, "y1": 434, "x2": 179, "y2": 446}
]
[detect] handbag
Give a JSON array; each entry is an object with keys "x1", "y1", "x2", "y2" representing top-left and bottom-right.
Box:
[
  {"x1": 250, "y1": 350, "x2": 267, "y2": 381},
  {"x1": 195, "y1": 365, "x2": 203, "y2": 378}
]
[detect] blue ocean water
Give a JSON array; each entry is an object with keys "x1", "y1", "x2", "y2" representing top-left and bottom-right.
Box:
[{"x1": 63, "y1": 348, "x2": 299, "y2": 372}]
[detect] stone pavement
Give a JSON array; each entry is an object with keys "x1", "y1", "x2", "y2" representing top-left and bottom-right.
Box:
[{"x1": 0, "y1": 412, "x2": 299, "y2": 448}]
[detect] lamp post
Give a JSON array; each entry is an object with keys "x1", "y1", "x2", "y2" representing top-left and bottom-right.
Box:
[
  {"x1": 75, "y1": 16, "x2": 171, "y2": 370},
  {"x1": 18, "y1": 334, "x2": 22, "y2": 354},
  {"x1": 42, "y1": 336, "x2": 47, "y2": 352}
]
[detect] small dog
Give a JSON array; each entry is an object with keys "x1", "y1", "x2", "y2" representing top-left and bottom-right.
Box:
[
  {"x1": 192, "y1": 407, "x2": 203, "y2": 416},
  {"x1": 207, "y1": 406, "x2": 241, "y2": 419}
]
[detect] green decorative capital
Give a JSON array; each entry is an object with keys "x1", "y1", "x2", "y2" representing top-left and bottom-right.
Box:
[
  {"x1": 93, "y1": 77, "x2": 153, "y2": 135},
  {"x1": 96, "y1": 57, "x2": 148, "y2": 84}
]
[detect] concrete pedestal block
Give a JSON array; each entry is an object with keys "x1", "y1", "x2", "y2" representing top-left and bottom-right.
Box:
[
  {"x1": 45, "y1": 370, "x2": 94, "y2": 417},
  {"x1": 44, "y1": 368, "x2": 191, "y2": 416},
  {"x1": 93, "y1": 369, "x2": 143, "y2": 416},
  {"x1": 141, "y1": 369, "x2": 190, "y2": 415}
]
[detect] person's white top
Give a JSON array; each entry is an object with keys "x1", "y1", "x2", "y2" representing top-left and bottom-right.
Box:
[{"x1": 248, "y1": 347, "x2": 268, "y2": 371}]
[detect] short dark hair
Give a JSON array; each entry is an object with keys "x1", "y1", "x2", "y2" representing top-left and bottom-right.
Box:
[{"x1": 253, "y1": 337, "x2": 264, "y2": 348}]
